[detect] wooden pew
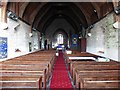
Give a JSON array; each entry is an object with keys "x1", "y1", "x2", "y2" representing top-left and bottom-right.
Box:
[
  {"x1": 0, "y1": 50, "x2": 56, "y2": 90},
  {"x1": 10, "y1": 54, "x2": 55, "y2": 74},
  {"x1": 71, "y1": 61, "x2": 119, "y2": 82},
  {"x1": 2, "y1": 60, "x2": 50, "y2": 69},
  {"x1": 74, "y1": 65, "x2": 119, "y2": 84},
  {"x1": 64, "y1": 52, "x2": 98, "y2": 64},
  {"x1": 12, "y1": 57, "x2": 55, "y2": 75},
  {"x1": 2, "y1": 56, "x2": 54, "y2": 80},
  {"x1": 1, "y1": 62, "x2": 49, "y2": 86},
  {"x1": 66, "y1": 52, "x2": 97, "y2": 57},
  {"x1": 70, "y1": 60, "x2": 95, "y2": 76},
  {"x1": 64, "y1": 52, "x2": 99, "y2": 72},
  {"x1": 81, "y1": 76, "x2": 120, "y2": 89},
  {"x1": 2, "y1": 60, "x2": 51, "y2": 80},
  {"x1": 0, "y1": 69, "x2": 47, "y2": 89},
  {"x1": 64, "y1": 50, "x2": 120, "y2": 89},
  {"x1": 75, "y1": 70, "x2": 120, "y2": 89},
  {"x1": 14, "y1": 49, "x2": 56, "y2": 63},
  {"x1": 0, "y1": 70, "x2": 44, "y2": 75},
  {"x1": 0, "y1": 75, "x2": 42, "y2": 90},
  {"x1": 24, "y1": 51, "x2": 55, "y2": 57}
]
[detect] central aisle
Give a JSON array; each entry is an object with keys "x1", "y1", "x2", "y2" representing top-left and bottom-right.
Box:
[{"x1": 50, "y1": 50, "x2": 73, "y2": 89}]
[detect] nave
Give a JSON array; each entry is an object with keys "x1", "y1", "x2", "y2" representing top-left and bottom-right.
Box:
[
  {"x1": 0, "y1": 1, "x2": 120, "y2": 90},
  {"x1": 0, "y1": 49, "x2": 120, "y2": 90}
]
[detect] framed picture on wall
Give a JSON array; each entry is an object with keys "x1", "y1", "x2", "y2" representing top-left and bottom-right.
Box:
[
  {"x1": 0, "y1": 37, "x2": 7, "y2": 59},
  {"x1": 72, "y1": 34, "x2": 78, "y2": 46}
]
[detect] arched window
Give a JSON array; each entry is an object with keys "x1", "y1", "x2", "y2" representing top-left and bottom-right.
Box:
[{"x1": 57, "y1": 34, "x2": 63, "y2": 44}]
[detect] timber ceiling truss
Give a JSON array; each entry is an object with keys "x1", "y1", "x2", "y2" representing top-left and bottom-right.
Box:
[{"x1": 7, "y1": 1, "x2": 119, "y2": 33}]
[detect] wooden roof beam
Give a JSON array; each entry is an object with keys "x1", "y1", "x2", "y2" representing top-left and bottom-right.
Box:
[{"x1": 0, "y1": 0, "x2": 7, "y2": 23}]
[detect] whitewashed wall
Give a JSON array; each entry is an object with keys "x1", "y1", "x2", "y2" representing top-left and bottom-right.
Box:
[
  {"x1": 32, "y1": 30, "x2": 40, "y2": 51},
  {"x1": 0, "y1": 18, "x2": 40, "y2": 61},
  {"x1": 118, "y1": 28, "x2": 120, "y2": 61},
  {"x1": 87, "y1": 13, "x2": 119, "y2": 61}
]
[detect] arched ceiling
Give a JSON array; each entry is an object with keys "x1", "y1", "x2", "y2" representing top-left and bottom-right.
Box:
[
  {"x1": 45, "y1": 18, "x2": 75, "y2": 40},
  {"x1": 7, "y1": 1, "x2": 114, "y2": 33},
  {"x1": 53, "y1": 28, "x2": 69, "y2": 38}
]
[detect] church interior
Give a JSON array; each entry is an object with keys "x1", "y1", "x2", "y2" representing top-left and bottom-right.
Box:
[{"x1": 0, "y1": 0, "x2": 120, "y2": 90}]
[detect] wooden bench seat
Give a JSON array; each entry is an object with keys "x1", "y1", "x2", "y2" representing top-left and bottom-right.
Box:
[
  {"x1": 64, "y1": 52, "x2": 98, "y2": 72},
  {"x1": 0, "y1": 69, "x2": 46, "y2": 88},
  {"x1": 2, "y1": 60, "x2": 52, "y2": 78},
  {"x1": 80, "y1": 76, "x2": 120, "y2": 89},
  {"x1": 2, "y1": 60, "x2": 50, "y2": 68},
  {"x1": 2, "y1": 59, "x2": 53, "y2": 67},
  {"x1": 64, "y1": 52, "x2": 98, "y2": 64},
  {"x1": 73, "y1": 64, "x2": 119, "y2": 83},
  {"x1": 72, "y1": 62, "x2": 119, "y2": 74},
  {"x1": 0, "y1": 70, "x2": 45, "y2": 76},
  {"x1": 2, "y1": 60, "x2": 51, "y2": 63},
  {"x1": 15, "y1": 57, "x2": 52, "y2": 60},
  {"x1": 0, "y1": 64, "x2": 48, "y2": 70},
  {"x1": 70, "y1": 61, "x2": 95, "y2": 75},
  {"x1": 0, "y1": 50, "x2": 56, "y2": 90},
  {"x1": 24, "y1": 53, "x2": 55, "y2": 57},
  {"x1": 2, "y1": 61, "x2": 51, "y2": 71},
  {"x1": 10, "y1": 58, "x2": 55, "y2": 73},
  {"x1": 26, "y1": 54, "x2": 55, "y2": 57},
  {"x1": 1, "y1": 58, "x2": 54, "y2": 80},
  {"x1": 71, "y1": 61, "x2": 119, "y2": 80},
  {"x1": 1, "y1": 61, "x2": 51, "y2": 88},
  {"x1": 75, "y1": 70, "x2": 120, "y2": 89},
  {"x1": 1, "y1": 66, "x2": 47, "y2": 71},
  {"x1": 0, "y1": 76, "x2": 42, "y2": 90},
  {"x1": 15, "y1": 57, "x2": 55, "y2": 64},
  {"x1": 64, "y1": 50, "x2": 120, "y2": 89},
  {"x1": 0, "y1": 63, "x2": 49, "y2": 86},
  {"x1": 67, "y1": 53, "x2": 97, "y2": 57}
]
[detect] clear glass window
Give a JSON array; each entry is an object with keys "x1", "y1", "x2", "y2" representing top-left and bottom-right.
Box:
[{"x1": 57, "y1": 34, "x2": 63, "y2": 44}]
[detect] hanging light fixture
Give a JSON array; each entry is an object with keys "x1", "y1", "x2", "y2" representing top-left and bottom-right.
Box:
[
  {"x1": 87, "y1": 28, "x2": 92, "y2": 37},
  {"x1": 88, "y1": 32, "x2": 91, "y2": 37},
  {"x1": 29, "y1": 33, "x2": 33, "y2": 37},
  {"x1": 114, "y1": 6, "x2": 120, "y2": 14},
  {"x1": 87, "y1": 25, "x2": 93, "y2": 37}
]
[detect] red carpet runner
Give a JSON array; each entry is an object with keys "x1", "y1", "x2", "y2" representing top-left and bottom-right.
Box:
[{"x1": 50, "y1": 50, "x2": 73, "y2": 90}]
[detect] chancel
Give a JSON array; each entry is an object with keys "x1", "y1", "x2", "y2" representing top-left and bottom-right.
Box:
[{"x1": 0, "y1": 0, "x2": 120, "y2": 90}]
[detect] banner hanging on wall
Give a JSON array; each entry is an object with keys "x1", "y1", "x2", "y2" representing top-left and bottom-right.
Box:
[
  {"x1": 0, "y1": 37, "x2": 7, "y2": 59},
  {"x1": 72, "y1": 34, "x2": 78, "y2": 46}
]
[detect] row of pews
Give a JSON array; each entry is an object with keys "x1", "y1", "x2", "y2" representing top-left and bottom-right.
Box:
[
  {"x1": 64, "y1": 50, "x2": 120, "y2": 89},
  {"x1": 0, "y1": 50, "x2": 56, "y2": 90}
]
